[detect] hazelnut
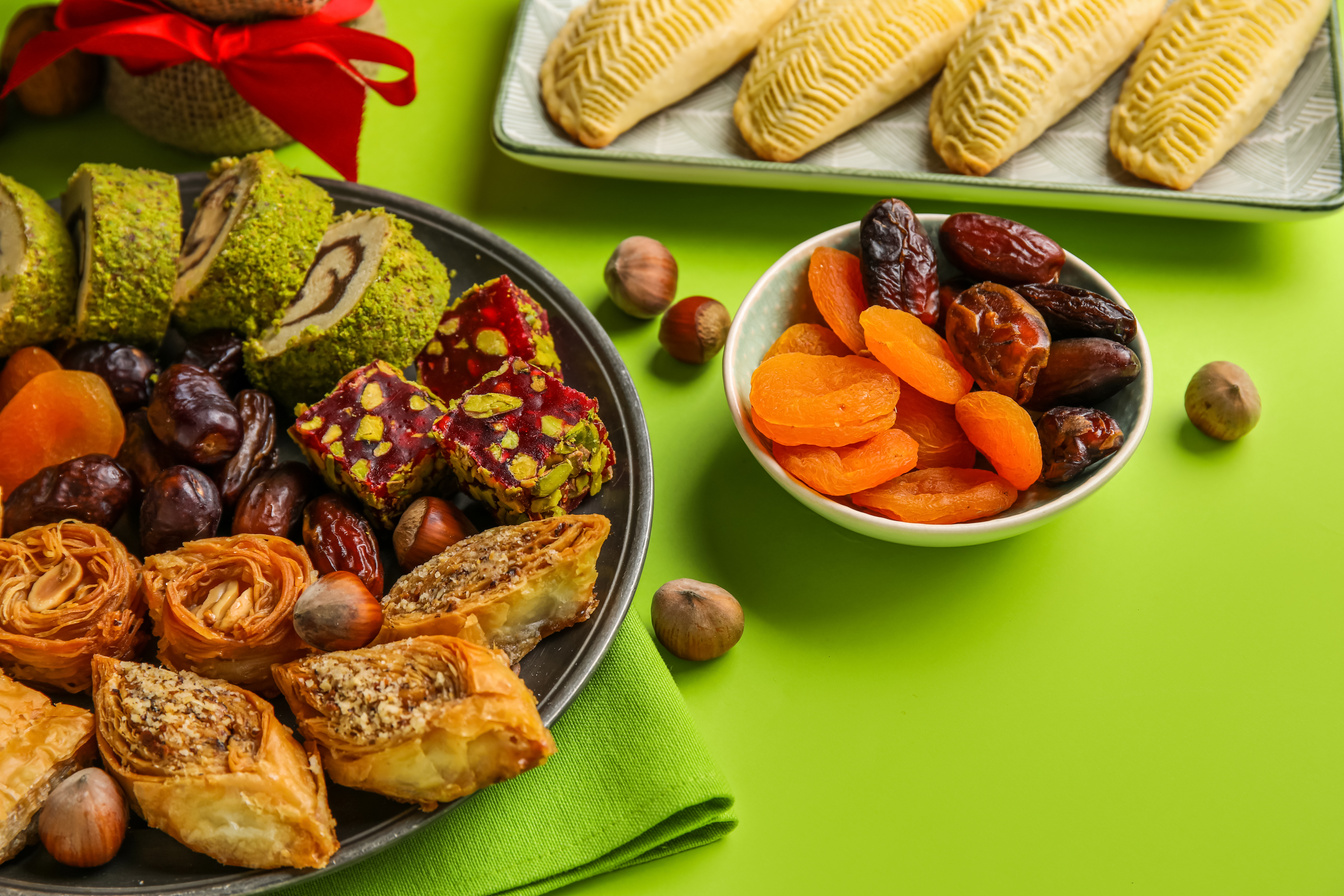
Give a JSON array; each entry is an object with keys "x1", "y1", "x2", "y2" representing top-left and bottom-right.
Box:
[
  {"x1": 658, "y1": 296, "x2": 731, "y2": 364},
  {"x1": 293, "y1": 571, "x2": 383, "y2": 651},
  {"x1": 651, "y1": 578, "x2": 743, "y2": 661},
  {"x1": 1185, "y1": 361, "x2": 1261, "y2": 441},
  {"x1": 604, "y1": 236, "x2": 678, "y2": 319},
  {"x1": 394, "y1": 496, "x2": 476, "y2": 570},
  {"x1": 38, "y1": 768, "x2": 128, "y2": 868},
  {"x1": 1, "y1": 5, "x2": 102, "y2": 117}
]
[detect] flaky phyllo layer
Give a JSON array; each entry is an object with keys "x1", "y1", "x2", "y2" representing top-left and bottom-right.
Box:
[
  {"x1": 274, "y1": 636, "x2": 556, "y2": 810},
  {"x1": 0, "y1": 521, "x2": 145, "y2": 693},
  {"x1": 141, "y1": 534, "x2": 315, "y2": 695},
  {"x1": 92, "y1": 658, "x2": 338, "y2": 869},
  {"x1": 376, "y1": 514, "x2": 611, "y2": 662}
]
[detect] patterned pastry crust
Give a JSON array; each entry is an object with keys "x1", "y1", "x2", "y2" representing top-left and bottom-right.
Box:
[
  {"x1": 375, "y1": 515, "x2": 610, "y2": 663},
  {"x1": 0, "y1": 521, "x2": 145, "y2": 693},
  {"x1": 1110, "y1": 0, "x2": 1332, "y2": 190},
  {"x1": 91, "y1": 657, "x2": 338, "y2": 869},
  {"x1": 273, "y1": 636, "x2": 556, "y2": 811},
  {"x1": 736, "y1": 0, "x2": 986, "y2": 162},
  {"x1": 541, "y1": 0, "x2": 795, "y2": 148},
  {"x1": 141, "y1": 535, "x2": 316, "y2": 695},
  {"x1": 0, "y1": 673, "x2": 95, "y2": 864},
  {"x1": 929, "y1": 0, "x2": 1165, "y2": 176}
]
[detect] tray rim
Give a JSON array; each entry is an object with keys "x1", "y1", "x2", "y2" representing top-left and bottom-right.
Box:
[
  {"x1": 0, "y1": 174, "x2": 655, "y2": 896},
  {"x1": 493, "y1": 0, "x2": 1344, "y2": 221}
]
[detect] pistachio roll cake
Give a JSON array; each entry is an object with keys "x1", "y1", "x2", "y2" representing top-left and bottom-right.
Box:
[
  {"x1": 62, "y1": 163, "x2": 181, "y2": 347},
  {"x1": 541, "y1": 0, "x2": 795, "y2": 148},
  {"x1": 173, "y1": 151, "x2": 332, "y2": 336},
  {"x1": 0, "y1": 174, "x2": 77, "y2": 356},
  {"x1": 1110, "y1": 0, "x2": 1332, "y2": 190},
  {"x1": 244, "y1": 208, "x2": 451, "y2": 408},
  {"x1": 736, "y1": 0, "x2": 986, "y2": 162},
  {"x1": 929, "y1": 0, "x2": 1165, "y2": 176}
]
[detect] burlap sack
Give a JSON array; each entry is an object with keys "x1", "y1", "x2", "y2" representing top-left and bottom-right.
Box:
[
  {"x1": 104, "y1": 3, "x2": 386, "y2": 156},
  {"x1": 162, "y1": 0, "x2": 330, "y2": 24}
]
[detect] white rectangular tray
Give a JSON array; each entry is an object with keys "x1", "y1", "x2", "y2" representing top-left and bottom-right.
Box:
[{"x1": 493, "y1": 0, "x2": 1344, "y2": 220}]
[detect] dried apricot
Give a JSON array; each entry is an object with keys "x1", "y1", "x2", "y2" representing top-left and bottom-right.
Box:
[
  {"x1": 0, "y1": 346, "x2": 61, "y2": 408},
  {"x1": 953, "y1": 391, "x2": 1042, "y2": 490},
  {"x1": 852, "y1": 467, "x2": 1017, "y2": 524},
  {"x1": 750, "y1": 354, "x2": 899, "y2": 427},
  {"x1": 859, "y1": 306, "x2": 973, "y2": 404},
  {"x1": 0, "y1": 370, "x2": 125, "y2": 496},
  {"x1": 753, "y1": 408, "x2": 897, "y2": 448},
  {"x1": 808, "y1": 246, "x2": 868, "y2": 354},
  {"x1": 772, "y1": 428, "x2": 918, "y2": 495},
  {"x1": 895, "y1": 385, "x2": 976, "y2": 469},
  {"x1": 762, "y1": 323, "x2": 852, "y2": 362}
]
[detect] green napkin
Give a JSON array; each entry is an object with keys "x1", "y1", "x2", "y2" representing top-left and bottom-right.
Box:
[{"x1": 281, "y1": 616, "x2": 736, "y2": 896}]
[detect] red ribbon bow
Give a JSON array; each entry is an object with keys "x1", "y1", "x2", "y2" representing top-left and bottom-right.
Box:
[{"x1": 1, "y1": 0, "x2": 416, "y2": 180}]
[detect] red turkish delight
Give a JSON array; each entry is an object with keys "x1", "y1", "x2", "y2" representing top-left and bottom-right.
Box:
[
  {"x1": 290, "y1": 360, "x2": 450, "y2": 527},
  {"x1": 442, "y1": 358, "x2": 614, "y2": 522},
  {"x1": 416, "y1": 275, "x2": 563, "y2": 402}
]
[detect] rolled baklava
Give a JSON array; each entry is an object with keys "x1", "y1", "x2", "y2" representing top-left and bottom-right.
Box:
[
  {"x1": 375, "y1": 514, "x2": 610, "y2": 662},
  {"x1": 0, "y1": 673, "x2": 95, "y2": 864},
  {"x1": 0, "y1": 521, "x2": 145, "y2": 693},
  {"x1": 142, "y1": 534, "x2": 315, "y2": 695},
  {"x1": 91, "y1": 657, "x2": 338, "y2": 869},
  {"x1": 273, "y1": 636, "x2": 555, "y2": 811}
]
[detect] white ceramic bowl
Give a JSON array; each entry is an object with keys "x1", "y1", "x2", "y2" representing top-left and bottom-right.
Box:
[{"x1": 723, "y1": 216, "x2": 1154, "y2": 547}]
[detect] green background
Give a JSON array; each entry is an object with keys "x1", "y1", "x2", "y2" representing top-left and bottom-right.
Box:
[{"x1": 2, "y1": 0, "x2": 1342, "y2": 891}]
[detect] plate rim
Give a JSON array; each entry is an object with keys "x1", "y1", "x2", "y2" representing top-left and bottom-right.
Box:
[
  {"x1": 494, "y1": 0, "x2": 1344, "y2": 220},
  {"x1": 1, "y1": 174, "x2": 655, "y2": 896}
]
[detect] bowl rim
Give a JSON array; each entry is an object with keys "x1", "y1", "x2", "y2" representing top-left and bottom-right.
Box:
[{"x1": 722, "y1": 216, "x2": 1154, "y2": 543}]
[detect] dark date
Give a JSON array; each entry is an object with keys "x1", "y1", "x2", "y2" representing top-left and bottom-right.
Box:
[
  {"x1": 1037, "y1": 407, "x2": 1124, "y2": 485},
  {"x1": 215, "y1": 390, "x2": 277, "y2": 510},
  {"x1": 944, "y1": 282, "x2": 1051, "y2": 404},
  {"x1": 1026, "y1": 338, "x2": 1141, "y2": 410},
  {"x1": 148, "y1": 364, "x2": 242, "y2": 466},
  {"x1": 179, "y1": 329, "x2": 246, "y2": 392},
  {"x1": 233, "y1": 463, "x2": 317, "y2": 539},
  {"x1": 61, "y1": 341, "x2": 158, "y2": 409},
  {"x1": 303, "y1": 494, "x2": 385, "y2": 596},
  {"x1": 939, "y1": 213, "x2": 1065, "y2": 286},
  {"x1": 1016, "y1": 283, "x2": 1137, "y2": 344},
  {"x1": 860, "y1": 198, "x2": 941, "y2": 326},
  {"x1": 140, "y1": 466, "x2": 222, "y2": 555},
  {"x1": 3, "y1": 454, "x2": 133, "y2": 536},
  {"x1": 116, "y1": 409, "x2": 175, "y2": 496}
]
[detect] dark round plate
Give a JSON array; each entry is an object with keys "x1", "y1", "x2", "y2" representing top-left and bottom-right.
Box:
[{"x1": 0, "y1": 175, "x2": 653, "y2": 896}]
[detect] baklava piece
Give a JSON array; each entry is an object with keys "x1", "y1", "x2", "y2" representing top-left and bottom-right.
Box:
[
  {"x1": 0, "y1": 673, "x2": 95, "y2": 864},
  {"x1": 273, "y1": 636, "x2": 555, "y2": 811},
  {"x1": 91, "y1": 657, "x2": 338, "y2": 869},
  {"x1": 0, "y1": 520, "x2": 145, "y2": 693},
  {"x1": 376, "y1": 514, "x2": 610, "y2": 663},
  {"x1": 142, "y1": 534, "x2": 315, "y2": 694}
]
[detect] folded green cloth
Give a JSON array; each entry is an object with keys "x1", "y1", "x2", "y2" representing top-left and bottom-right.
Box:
[{"x1": 281, "y1": 616, "x2": 736, "y2": 896}]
